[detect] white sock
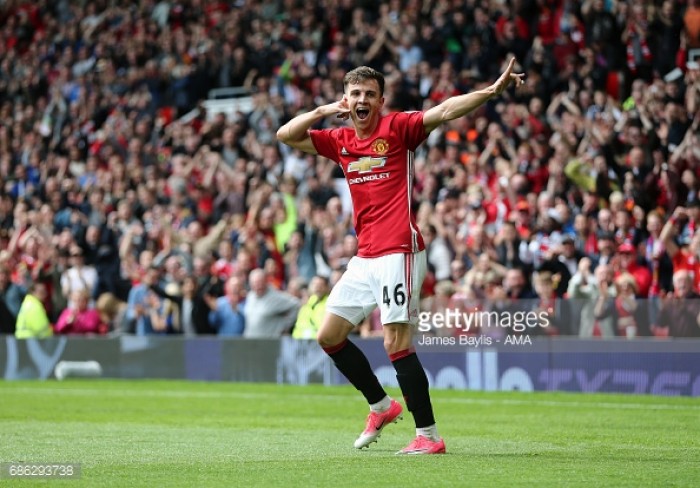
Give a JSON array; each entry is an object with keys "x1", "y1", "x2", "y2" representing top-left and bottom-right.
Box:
[
  {"x1": 369, "y1": 395, "x2": 392, "y2": 413},
  {"x1": 416, "y1": 424, "x2": 439, "y2": 441}
]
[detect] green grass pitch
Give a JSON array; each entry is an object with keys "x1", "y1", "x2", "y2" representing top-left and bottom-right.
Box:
[{"x1": 0, "y1": 380, "x2": 698, "y2": 487}]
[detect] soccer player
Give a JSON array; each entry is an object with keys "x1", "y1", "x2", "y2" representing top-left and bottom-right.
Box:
[{"x1": 277, "y1": 58, "x2": 524, "y2": 454}]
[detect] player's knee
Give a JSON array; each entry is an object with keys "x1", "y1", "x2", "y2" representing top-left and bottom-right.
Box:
[
  {"x1": 383, "y1": 336, "x2": 397, "y2": 354},
  {"x1": 316, "y1": 325, "x2": 348, "y2": 349},
  {"x1": 383, "y1": 336, "x2": 406, "y2": 355},
  {"x1": 317, "y1": 314, "x2": 354, "y2": 348},
  {"x1": 382, "y1": 324, "x2": 412, "y2": 355},
  {"x1": 317, "y1": 329, "x2": 341, "y2": 349}
]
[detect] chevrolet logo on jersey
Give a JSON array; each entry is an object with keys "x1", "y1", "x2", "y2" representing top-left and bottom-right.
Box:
[{"x1": 347, "y1": 157, "x2": 387, "y2": 174}]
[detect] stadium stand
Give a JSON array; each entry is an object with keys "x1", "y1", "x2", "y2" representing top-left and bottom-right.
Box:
[{"x1": 0, "y1": 0, "x2": 699, "y2": 339}]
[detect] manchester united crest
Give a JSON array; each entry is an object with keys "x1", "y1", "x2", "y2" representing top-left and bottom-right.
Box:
[{"x1": 371, "y1": 138, "x2": 389, "y2": 155}]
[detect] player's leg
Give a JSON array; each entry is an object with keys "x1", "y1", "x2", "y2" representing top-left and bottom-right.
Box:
[
  {"x1": 320, "y1": 258, "x2": 403, "y2": 449},
  {"x1": 384, "y1": 323, "x2": 445, "y2": 454},
  {"x1": 317, "y1": 311, "x2": 386, "y2": 405},
  {"x1": 318, "y1": 314, "x2": 403, "y2": 448},
  {"x1": 376, "y1": 251, "x2": 445, "y2": 454}
]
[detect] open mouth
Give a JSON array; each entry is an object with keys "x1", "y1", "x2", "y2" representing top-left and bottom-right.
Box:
[{"x1": 356, "y1": 108, "x2": 369, "y2": 120}]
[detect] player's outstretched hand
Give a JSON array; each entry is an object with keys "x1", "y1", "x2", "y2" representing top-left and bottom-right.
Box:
[{"x1": 491, "y1": 58, "x2": 525, "y2": 97}]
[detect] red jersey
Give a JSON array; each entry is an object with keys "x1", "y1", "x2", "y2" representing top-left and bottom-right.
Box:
[
  {"x1": 310, "y1": 111, "x2": 427, "y2": 258},
  {"x1": 672, "y1": 249, "x2": 700, "y2": 292}
]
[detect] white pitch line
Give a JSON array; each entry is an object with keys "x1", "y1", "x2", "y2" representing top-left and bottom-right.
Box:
[
  {"x1": 2, "y1": 386, "x2": 699, "y2": 411},
  {"x1": 439, "y1": 396, "x2": 700, "y2": 411}
]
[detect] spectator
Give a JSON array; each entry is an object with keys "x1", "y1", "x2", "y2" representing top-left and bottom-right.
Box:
[
  {"x1": 54, "y1": 289, "x2": 107, "y2": 335},
  {"x1": 592, "y1": 265, "x2": 619, "y2": 338},
  {"x1": 151, "y1": 276, "x2": 199, "y2": 337},
  {"x1": 661, "y1": 206, "x2": 700, "y2": 293},
  {"x1": 465, "y1": 253, "x2": 507, "y2": 293},
  {"x1": 502, "y1": 267, "x2": 537, "y2": 301},
  {"x1": 576, "y1": 262, "x2": 617, "y2": 338},
  {"x1": 595, "y1": 270, "x2": 650, "y2": 338},
  {"x1": 422, "y1": 280, "x2": 459, "y2": 338},
  {"x1": 494, "y1": 221, "x2": 524, "y2": 269},
  {"x1": 292, "y1": 275, "x2": 330, "y2": 340},
  {"x1": 650, "y1": 1, "x2": 683, "y2": 77},
  {"x1": 47, "y1": 248, "x2": 70, "y2": 322},
  {"x1": 594, "y1": 231, "x2": 617, "y2": 267},
  {"x1": 642, "y1": 210, "x2": 673, "y2": 295},
  {"x1": 15, "y1": 282, "x2": 52, "y2": 339},
  {"x1": 615, "y1": 242, "x2": 652, "y2": 298},
  {"x1": 60, "y1": 245, "x2": 97, "y2": 304},
  {"x1": 0, "y1": 265, "x2": 25, "y2": 334},
  {"x1": 125, "y1": 265, "x2": 162, "y2": 336},
  {"x1": 654, "y1": 270, "x2": 700, "y2": 337},
  {"x1": 283, "y1": 230, "x2": 317, "y2": 285},
  {"x1": 95, "y1": 292, "x2": 128, "y2": 335},
  {"x1": 80, "y1": 223, "x2": 123, "y2": 299},
  {"x1": 448, "y1": 259, "x2": 467, "y2": 287},
  {"x1": 684, "y1": 0, "x2": 700, "y2": 49},
  {"x1": 206, "y1": 276, "x2": 246, "y2": 337},
  {"x1": 148, "y1": 283, "x2": 181, "y2": 335},
  {"x1": 423, "y1": 223, "x2": 453, "y2": 282},
  {"x1": 558, "y1": 235, "x2": 586, "y2": 278},
  {"x1": 190, "y1": 255, "x2": 224, "y2": 335},
  {"x1": 243, "y1": 269, "x2": 300, "y2": 338},
  {"x1": 532, "y1": 270, "x2": 571, "y2": 336}
]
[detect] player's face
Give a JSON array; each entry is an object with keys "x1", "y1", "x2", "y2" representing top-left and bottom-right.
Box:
[{"x1": 344, "y1": 79, "x2": 384, "y2": 133}]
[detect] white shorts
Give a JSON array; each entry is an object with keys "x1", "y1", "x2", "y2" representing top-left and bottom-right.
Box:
[{"x1": 326, "y1": 251, "x2": 426, "y2": 326}]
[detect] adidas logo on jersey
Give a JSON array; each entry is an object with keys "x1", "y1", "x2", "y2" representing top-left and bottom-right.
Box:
[{"x1": 341, "y1": 147, "x2": 349, "y2": 155}]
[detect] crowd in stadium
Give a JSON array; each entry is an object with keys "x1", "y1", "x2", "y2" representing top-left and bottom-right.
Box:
[{"x1": 1, "y1": 0, "x2": 699, "y2": 339}]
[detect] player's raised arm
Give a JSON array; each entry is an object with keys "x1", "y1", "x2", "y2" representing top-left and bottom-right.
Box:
[
  {"x1": 423, "y1": 57, "x2": 525, "y2": 134},
  {"x1": 276, "y1": 100, "x2": 351, "y2": 154}
]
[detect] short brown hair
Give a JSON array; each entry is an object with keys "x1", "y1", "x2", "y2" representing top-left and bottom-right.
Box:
[{"x1": 343, "y1": 66, "x2": 385, "y2": 96}]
